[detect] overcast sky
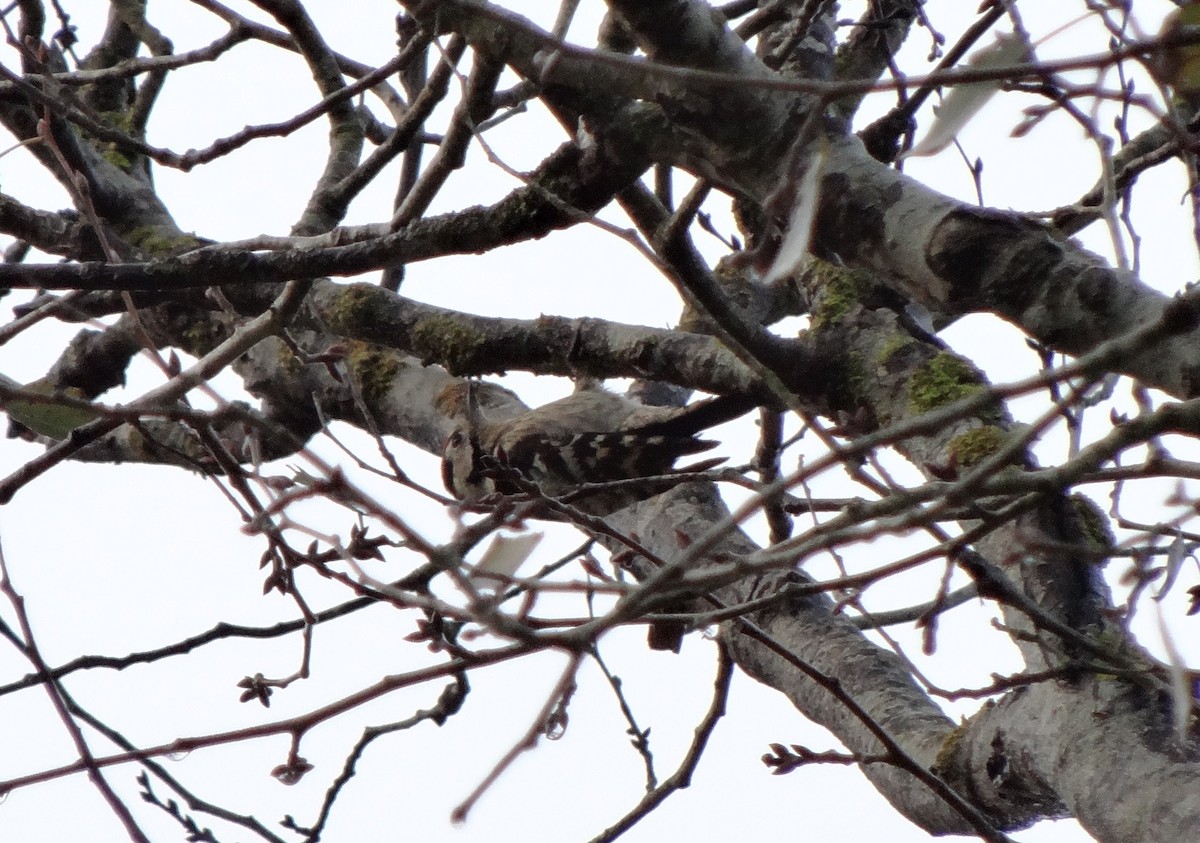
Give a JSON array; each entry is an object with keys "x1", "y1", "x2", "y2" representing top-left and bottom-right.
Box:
[{"x1": 0, "y1": 2, "x2": 1194, "y2": 841}]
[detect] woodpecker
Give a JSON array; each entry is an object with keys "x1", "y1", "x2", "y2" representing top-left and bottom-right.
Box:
[
  {"x1": 440, "y1": 387, "x2": 753, "y2": 512},
  {"x1": 439, "y1": 385, "x2": 754, "y2": 652}
]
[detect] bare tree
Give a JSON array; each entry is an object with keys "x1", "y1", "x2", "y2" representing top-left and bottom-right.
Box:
[{"x1": 1, "y1": 1, "x2": 1199, "y2": 841}]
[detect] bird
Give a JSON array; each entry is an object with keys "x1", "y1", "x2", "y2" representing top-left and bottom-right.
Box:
[
  {"x1": 438, "y1": 384, "x2": 755, "y2": 652},
  {"x1": 439, "y1": 386, "x2": 754, "y2": 511}
]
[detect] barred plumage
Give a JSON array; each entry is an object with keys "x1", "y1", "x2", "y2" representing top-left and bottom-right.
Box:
[
  {"x1": 440, "y1": 387, "x2": 754, "y2": 652},
  {"x1": 441, "y1": 389, "x2": 752, "y2": 509}
]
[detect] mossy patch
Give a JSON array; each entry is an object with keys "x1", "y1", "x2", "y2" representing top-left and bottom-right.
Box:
[
  {"x1": 810, "y1": 264, "x2": 873, "y2": 327},
  {"x1": 91, "y1": 111, "x2": 139, "y2": 172},
  {"x1": 178, "y1": 318, "x2": 228, "y2": 358},
  {"x1": 1068, "y1": 493, "x2": 1115, "y2": 557},
  {"x1": 345, "y1": 342, "x2": 400, "y2": 405},
  {"x1": 273, "y1": 339, "x2": 303, "y2": 376},
  {"x1": 908, "y1": 352, "x2": 984, "y2": 414},
  {"x1": 876, "y1": 333, "x2": 917, "y2": 373},
  {"x1": 101, "y1": 147, "x2": 134, "y2": 170},
  {"x1": 328, "y1": 284, "x2": 386, "y2": 330},
  {"x1": 843, "y1": 350, "x2": 871, "y2": 405},
  {"x1": 931, "y1": 717, "x2": 976, "y2": 776},
  {"x1": 409, "y1": 314, "x2": 486, "y2": 373},
  {"x1": 949, "y1": 425, "x2": 1005, "y2": 468},
  {"x1": 125, "y1": 226, "x2": 204, "y2": 257}
]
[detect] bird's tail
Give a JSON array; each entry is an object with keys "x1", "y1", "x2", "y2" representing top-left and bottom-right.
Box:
[{"x1": 632, "y1": 393, "x2": 758, "y2": 437}]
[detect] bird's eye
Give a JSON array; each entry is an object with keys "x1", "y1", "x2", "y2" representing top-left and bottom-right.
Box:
[{"x1": 447, "y1": 431, "x2": 464, "y2": 448}]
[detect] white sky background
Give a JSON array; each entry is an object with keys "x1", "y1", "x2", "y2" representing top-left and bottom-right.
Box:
[{"x1": 0, "y1": 2, "x2": 1195, "y2": 841}]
